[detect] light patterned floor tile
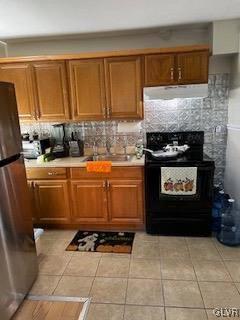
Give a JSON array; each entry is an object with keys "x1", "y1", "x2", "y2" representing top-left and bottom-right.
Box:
[
  {"x1": 96, "y1": 257, "x2": 130, "y2": 277},
  {"x1": 124, "y1": 305, "x2": 164, "y2": 320},
  {"x1": 161, "y1": 258, "x2": 196, "y2": 280},
  {"x1": 129, "y1": 258, "x2": 161, "y2": 279},
  {"x1": 64, "y1": 256, "x2": 100, "y2": 276},
  {"x1": 126, "y1": 278, "x2": 163, "y2": 306},
  {"x1": 193, "y1": 260, "x2": 231, "y2": 281},
  {"x1": 166, "y1": 307, "x2": 208, "y2": 320},
  {"x1": 163, "y1": 280, "x2": 204, "y2": 308},
  {"x1": 30, "y1": 275, "x2": 60, "y2": 295},
  {"x1": 87, "y1": 303, "x2": 124, "y2": 320},
  {"x1": 90, "y1": 277, "x2": 128, "y2": 304},
  {"x1": 54, "y1": 275, "x2": 93, "y2": 297},
  {"x1": 199, "y1": 281, "x2": 240, "y2": 308}
]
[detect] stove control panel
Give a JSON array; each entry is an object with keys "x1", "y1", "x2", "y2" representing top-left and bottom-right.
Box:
[{"x1": 147, "y1": 131, "x2": 204, "y2": 149}]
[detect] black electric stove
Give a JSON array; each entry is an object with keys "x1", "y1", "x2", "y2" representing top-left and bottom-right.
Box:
[{"x1": 145, "y1": 131, "x2": 215, "y2": 236}]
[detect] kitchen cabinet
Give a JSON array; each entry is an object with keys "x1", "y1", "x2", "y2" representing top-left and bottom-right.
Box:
[
  {"x1": 71, "y1": 180, "x2": 108, "y2": 223},
  {"x1": 107, "y1": 179, "x2": 143, "y2": 223},
  {"x1": 0, "y1": 61, "x2": 70, "y2": 121},
  {"x1": 27, "y1": 181, "x2": 38, "y2": 222},
  {"x1": 0, "y1": 63, "x2": 35, "y2": 120},
  {"x1": 105, "y1": 56, "x2": 143, "y2": 119},
  {"x1": 33, "y1": 180, "x2": 71, "y2": 224},
  {"x1": 68, "y1": 56, "x2": 143, "y2": 120},
  {"x1": 176, "y1": 51, "x2": 209, "y2": 84},
  {"x1": 144, "y1": 54, "x2": 175, "y2": 86},
  {"x1": 0, "y1": 45, "x2": 209, "y2": 122},
  {"x1": 144, "y1": 50, "x2": 209, "y2": 86},
  {"x1": 31, "y1": 61, "x2": 70, "y2": 121},
  {"x1": 69, "y1": 167, "x2": 144, "y2": 228},
  {"x1": 68, "y1": 59, "x2": 106, "y2": 120},
  {"x1": 26, "y1": 166, "x2": 144, "y2": 230}
]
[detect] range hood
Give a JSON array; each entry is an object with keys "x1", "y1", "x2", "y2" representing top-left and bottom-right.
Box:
[{"x1": 144, "y1": 84, "x2": 208, "y2": 100}]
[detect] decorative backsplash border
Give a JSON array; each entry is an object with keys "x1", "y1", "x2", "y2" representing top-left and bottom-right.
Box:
[{"x1": 20, "y1": 74, "x2": 229, "y2": 185}]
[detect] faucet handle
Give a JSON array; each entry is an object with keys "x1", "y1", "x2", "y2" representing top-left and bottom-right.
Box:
[{"x1": 93, "y1": 141, "x2": 98, "y2": 156}]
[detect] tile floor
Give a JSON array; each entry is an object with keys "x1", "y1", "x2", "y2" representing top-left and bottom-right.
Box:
[{"x1": 32, "y1": 230, "x2": 240, "y2": 320}]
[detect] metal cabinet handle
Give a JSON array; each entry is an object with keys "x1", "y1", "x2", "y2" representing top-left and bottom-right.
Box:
[
  {"x1": 178, "y1": 67, "x2": 182, "y2": 80},
  {"x1": 48, "y1": 172, "x2": 60, "y2": 176},
  {"x1": 170, "y1": 67, "x2": 174, "y2": 80},
  {"x1": 106, "y1": 107, "x2": 111, "y2": 118},
  {"x1": 107, "y1": 180, "x2": 110, "y2": 189},
  {"x1": 102, "y1": 180, "x2": 109, "y2": 190},
  {"x1": 36, "y1": 108, "x2": 40, "y2": 120},
  {"x1": 103, "y1": 106, "x2": 107, "y2": 118}
]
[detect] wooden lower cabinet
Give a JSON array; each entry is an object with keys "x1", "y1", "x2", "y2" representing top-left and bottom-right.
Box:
[
  {"x1": 33, "y1": 180, "x2": 71, "y2": 224},
  {"x1": 27, "y1": 181, "x2": 38, "y2": 223},
  {"x1": 71, "y1": 180, "x2": 108, "y2": 223},
  {"x1": 107, "y1": 180, "x2": 143, "y2": 223},
  {"x1": 28, "y1": 166, "x2": 144, "y2": 229}
]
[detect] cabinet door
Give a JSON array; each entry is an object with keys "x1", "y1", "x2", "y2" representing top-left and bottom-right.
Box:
[
  {"x1": 177, "y1": 51, "x2": 209, "y2": 84},
  {"x1": 71, "y1": 180, "x2": 108, "y2": 223},
  {"x1": 144, "y1": 54, "x2": 176, "y2": 86},
  {"x1": 68, "y1": 59, "x2": 106, "y2": 120},
  {"x1": 33, "y1": 180, "x2": 71, "y2": 224},
  {"x1": 107, "y1": 179, "x2": 143, "y2": 224},
  {"x1": 27, "y1": 181, "x2": 38, "y2": 223},
  {"x1": 105, "y1": 56, "x2": 143, "y2": 119},
  {"x1": 0, "y1": 63, "x2": 35, "y2": 120},
  {"x1": 32, "y1": 61, "x2": 70, "y2": 121}
]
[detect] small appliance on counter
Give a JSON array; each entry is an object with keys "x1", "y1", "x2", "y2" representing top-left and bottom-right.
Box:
[
  {"x1": 22, "y1": 136, "x2": 50, "y2": 159},
  {"x1": 52, "y1": 123, "x2": 69, "y2": 158},
  {"x1": 69, "y1": 132, "x2": 84, "y2": 157}
]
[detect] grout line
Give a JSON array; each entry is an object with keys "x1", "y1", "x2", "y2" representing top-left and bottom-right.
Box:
[
  {"x1": 185, "y1": 237, "x2": 206, "y2": 311},
  {"x1": 214, "y1": 240, "x2": 240, "y2": 295}
]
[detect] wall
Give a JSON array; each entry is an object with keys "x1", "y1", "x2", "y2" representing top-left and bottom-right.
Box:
[
  {"x1": 0, "y1": 41, "x2": 7, "y2": 57},
  {"x1": 6, "y1": 26, "x2": 209, "y2": 56},
  {"x1": 21, "y1": 73, "x2": 229, "y2": 185},
  {"x1": 225, "y1": 40, "x2": 240, "y2": 208},
  {"x1": 212, "y1": 19, "x2": 240, "y2": 55}
]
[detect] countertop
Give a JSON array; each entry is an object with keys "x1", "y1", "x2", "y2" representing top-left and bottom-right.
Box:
[{"x1": 24, "y1": 155, "x2": 145, "y2": 168}]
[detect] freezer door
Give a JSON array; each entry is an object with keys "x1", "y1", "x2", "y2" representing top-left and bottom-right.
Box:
[
  {"x1": 0, "y1": 155, "x2": 38, "y2": 320},
  {"x1": 0, "y1": 82, "x2": 22, "y2": 161}
]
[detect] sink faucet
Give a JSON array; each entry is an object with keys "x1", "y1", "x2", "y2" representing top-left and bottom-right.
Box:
[{"x1": 106, "y1": 140, "x2": 111, "y2": 155}]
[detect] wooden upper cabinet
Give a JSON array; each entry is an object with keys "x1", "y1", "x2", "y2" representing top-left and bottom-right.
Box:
[
  {"x1": 33, "y1": 180, "x2": 71, "y2": 224},
  {"x1": 31, "y1": 61, "x2": 70, "y2": 121},
  {"x1": 144, "y1": 50, "x2": 209, "y2": 86},
  {"x1": 0, "y1": 63, "x2": 35, "y2": 120},
  {"x1": 104, "y1": 56, "x2": 143, "y2": 119},
  {"x1": 71, "y1": 180, "x2": 108, "y2": 223},
  {"x1": 144, "y1": 54, "x2": 175, "y2": 86},
  {"x1": 107, "y1": 179, "x2": 143, "y2": 223},
  {"x1": 68, "y1": 59, "x2": 106, "y2": 120},
  {"x1": 177, "y1": 51, "x2": 209, "y2": 84}
]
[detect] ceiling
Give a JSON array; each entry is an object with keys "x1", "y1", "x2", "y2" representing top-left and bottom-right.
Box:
[{"x1": 1, "y1": 0, "x2": 240, "y2": 41}]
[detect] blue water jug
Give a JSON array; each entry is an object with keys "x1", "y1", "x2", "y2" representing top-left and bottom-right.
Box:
[
  {"x1": 212, "y1": 189, "x2": 228, "y2": 232},
  {"x1": 217, "y1": 199, "x2": 240, "y2": 246}
]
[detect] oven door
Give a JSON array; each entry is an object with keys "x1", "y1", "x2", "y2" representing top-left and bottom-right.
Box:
[{"x1": 145, "y1": 163, "x2": 214, "y2": 213}]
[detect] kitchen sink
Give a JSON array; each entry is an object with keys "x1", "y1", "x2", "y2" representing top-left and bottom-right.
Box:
[{"x1": 84, "y1": 154, "x2": 133, "y2": 162}]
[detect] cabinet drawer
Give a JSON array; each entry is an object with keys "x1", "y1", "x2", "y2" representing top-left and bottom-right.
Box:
[
  {"x1": 70, "y1": 167, "x2": 143, "y2": 180},
  {"x1": 26, "y1": 167, "x2": 67, "y2": 180}
]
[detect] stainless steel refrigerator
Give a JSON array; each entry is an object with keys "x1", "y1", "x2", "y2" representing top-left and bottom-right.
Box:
[{"x1": 0, "y1": 82, "x2": 38, "y2": 320}]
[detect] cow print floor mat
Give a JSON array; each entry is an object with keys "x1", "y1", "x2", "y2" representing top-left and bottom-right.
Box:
[{"x1": 66, "y1": 231, "x2": 135, "y2": 254}]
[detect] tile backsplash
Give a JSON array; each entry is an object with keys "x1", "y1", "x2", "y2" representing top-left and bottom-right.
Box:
[{"x1": 20, "y1": 74, "x2": 229, "y2": 185}]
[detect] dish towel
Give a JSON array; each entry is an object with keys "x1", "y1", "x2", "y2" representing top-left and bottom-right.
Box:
[
  {"x1": 86, "y1": 161, "x2": 112, "y2": 173},
  {"x1": 161, "y1": 167, "x2": 197, "y2": 195}
]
